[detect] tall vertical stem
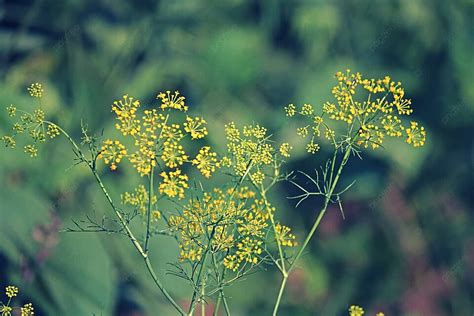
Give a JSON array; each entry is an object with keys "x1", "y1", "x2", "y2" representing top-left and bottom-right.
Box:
[
  {"x1": 144, "y1": 166, "x2": 154, "y2": 253},
  {"x1": 272, "y1": 146, "x2": 351, "y2": 315},
  {"x1": 201, "y1": 276, "x2": 206, "y2": 316}
]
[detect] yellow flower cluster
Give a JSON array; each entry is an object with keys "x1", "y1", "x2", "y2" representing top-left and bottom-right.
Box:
[
  {"x1": 157, "y1": 90, "x2": 188, "y2": 111},
  {"x1": 2, "y1": 85, "x2": 59, "y2": 158},
  {"x1": 46, "y1": 124, "x2": 60, "y2": 138},
  {"x1": 108, "y1": 95, "x2": 160, "y2": 175},
  {"x1": 27, "y1": 82, "x2": 43, "y2": 98},
  {"x1": 24, "y1": 144, "x2": 38, "y2": 157},
  {"x1": 6, "y1": 105, "x2": 16, "y2": 117},
  {"x1": 348, "y1": 305, "x2": 384, "y2": 316},
  {"x1": 274, "y1": 223, "x2": 297, "y2": 247},
  {"x1": 5, "y1": 286, "x2": 18, "y2": 298},
  {"x1": 306, "y1": 141, "x2": 320, "y2": 154},
  {"x1": 349, "y1": 305, "x2": 364, "y2": 316},
  {"x1": 405, "y1": 121, "x2": 426, "y2": 147},
  {"x1": 129, "y1": 131, "x2": 159, "y2": 176},
  {"x1": 1, "y1": 136, "x2": 15, "y2": 148},
  {"x1": 167, "y1": 186, "x2": 297, "y2": 272},
  {"x1": 285, "y1": 70, "x2": 427, "y2": 150},
  {"x1": 111, "y1": 94, "x2": 141, "y2": 136},
  {"x1": 235, "y1": 237, "x2": 263, "y2": 264},
  {"x1": 224, "y1": 122, "x2": 290, "y2": 185},
  {"x1": 0, "y1": 286, "x2": 34, "y2": 316},
  {"x1": 158, "y1": 169, "x2": 189, "y2": 199},
  {"x1": 98, "y1": 140, "x2": 127, "y2": 171},
  {"x1": 184, "y1": 116, "x2": 208, "y2": 139},
  {"x1": 168, "y1": 188, "x2": 241, "y2": 261},
  {"x1": 21, "y1": 303, "x2": 34, "y2": 316},
  {"x1": 121, "y1": 184, "x2": 159, "y2": 217},
  {"x1": 279, "y1": 142, "x2": 292, "y2": 158},
  {"x1": 192, "y1": 146, "x2": 220, "y2": 178},
  {"x1": 97, "y1": 91, "x2": 220, "y2": 201},
  {"x1": 161, "y1": 142, "x2": 188, "y2": 168}
]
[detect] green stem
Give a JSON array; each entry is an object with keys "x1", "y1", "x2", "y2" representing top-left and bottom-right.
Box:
[
  {"x1": 144, "y1": 256, "x2": 186, "y2": 315},
  {"x1": 289, "y1": 146, "x2": 351, "y2": 271},
  {"x1": 214, "y1": 292, "x2": 222, "y2": 316},
  {"x1": 222, "y1": 293, "x2": 231, "y2": 316},
  {"x1": 272, "y1": 275, "x2": 288, "y2": 316},
  {"x1": 212, "y1": 253, "x2": 230, "y2": 316},
  {"x1": 48, "y1": 122, "x2": 185, "y2": 316},
  {"x1": 144, "y1": 166, "x2": 154, "y2": 253},
  {"x1": 189, "y1": 229, "x2": 214, "y2": 314},
  {"x1": 201, "y1": 276, "x2": 206, "y2": 316},
  {"x1": 261, "y1": 186, "x2": 286, "y2": 273},
  {"x1": 272, "y1": 146, "x2": 352, "y2": 315},
  {"x1": 203, "y1": 160, "x2": 253, "y2": 316}
]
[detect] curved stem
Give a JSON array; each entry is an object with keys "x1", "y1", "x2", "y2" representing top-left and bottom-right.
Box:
[
  {"x1": 47, "y1": 122, "x2": 185, "y2": 315},
  {"x1": 144, "y1": 256, "x2": 186, "y2": 315},
  {"x1": 273, "y1": 146, "x2": 352, "y2": 315},
  {"x1": 260, "y1": 185, "x2": 286, "y2": 273},
  {"x1": 289, "y1": 146, "x2": 351, "y2": 271}
]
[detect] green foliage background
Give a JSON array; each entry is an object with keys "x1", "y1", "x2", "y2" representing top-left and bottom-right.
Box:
[{"x1": 0, "y1": 0, "x2": 472, "y2": 315}]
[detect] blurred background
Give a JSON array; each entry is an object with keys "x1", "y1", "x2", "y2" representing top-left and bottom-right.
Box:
[{"x1": 0, "y1": 0, "x2": 473, "y2": 315}]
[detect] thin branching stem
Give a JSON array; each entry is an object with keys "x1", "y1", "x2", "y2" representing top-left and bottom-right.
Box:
[
  {"x1": 45, "y1": 121, "x2": 186, "y2": 316},
  {"x1": 189, "y1": 227, "x2": 215, "y2": 315},
  {"x1": 144, "y1": 166, "x2": 154, "y2": 253},
  {"x1": 272, "y1": 145, "x2": 352, "y2": 315},
  {"x1": 260, "y1": 184, "x2": 287, "y2": 274}
]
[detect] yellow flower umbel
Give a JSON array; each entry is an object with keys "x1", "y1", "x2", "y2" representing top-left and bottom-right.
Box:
[
  {"x1": 184, "y1": 116, "x2": 208, "y2": 139},
  {"x1": 5, "y1": 286, "x2": 18, "y2": 298},
  {"x1": 96, "y1": 90, "x2": 220, "y2": 205},
  {"x1": 159, "y1": 169, "x2": 189, "y2": 199},
  {"x1": 6, "y1": 105, "x2": 16, "y2": 117},
  {"x1": 121, "y1": 184, "x2": 158, "y2": 216},
  {"x1": 24, "y1": 144, "x2": 38, "y2": 157},
  {"x1": 2, "y1": 83, "x2": 60, "y2": 158},
  {"x1": 0, "y1": 305, "x2": 12, "y2": 315},
  {"x1": 21, "y1": 303, "x2": 34, "y2": 316},
  {"x1": 46, "y1": 124, "x2": 60, "y2": 138},
  {"x1": 161, "y1": 142, "x2": 188, "y2": 168},
  {"x1": 157, "y1": 90, "x2": 188, "y2": 112},
  {"x1": 286, "y1": 70, "x2": 427, "y2": 151},
  {"x1": 274, "y1": 223, "x2": 297, "y2": 247},
  {"x1": 223, "y1": 122, "x2": 290, "y2": 185},
  {"x1": 111, "y1": 94, "x2": 141, "y2": 136},
  {"x1": 192, "y1": 146, "x2": 220, "y2": 178},
  {"x1": 284, "y1": 103, "x2": 296, "y2": 117},
  {"x1": 97, "y1": 140, "x2": 127, "y2": 171},
  {"x1": 27, "y1": 82, "x2": 43, "y2": 98},
  {"x1": 279, "y1": 142, "x2": 292, "y2": 158},
  {"x1": 223, "y1": 255, "x2": 239, "y2": 272},
  {"x1": 306, "y1": 141, "x2": 320, "y2": 154},
  {"x1": 166, "y1": 183, "x2": 296, "y2": 276},
  {"x1": 405, "y1": 121, "x2": 426, "y2": 147},
  {"x1": 236, "y1": 237, "x2": 263, "y2": 264},
  {"x1": 349, "y1": 305, "x2": 364, "y2": 316}
]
